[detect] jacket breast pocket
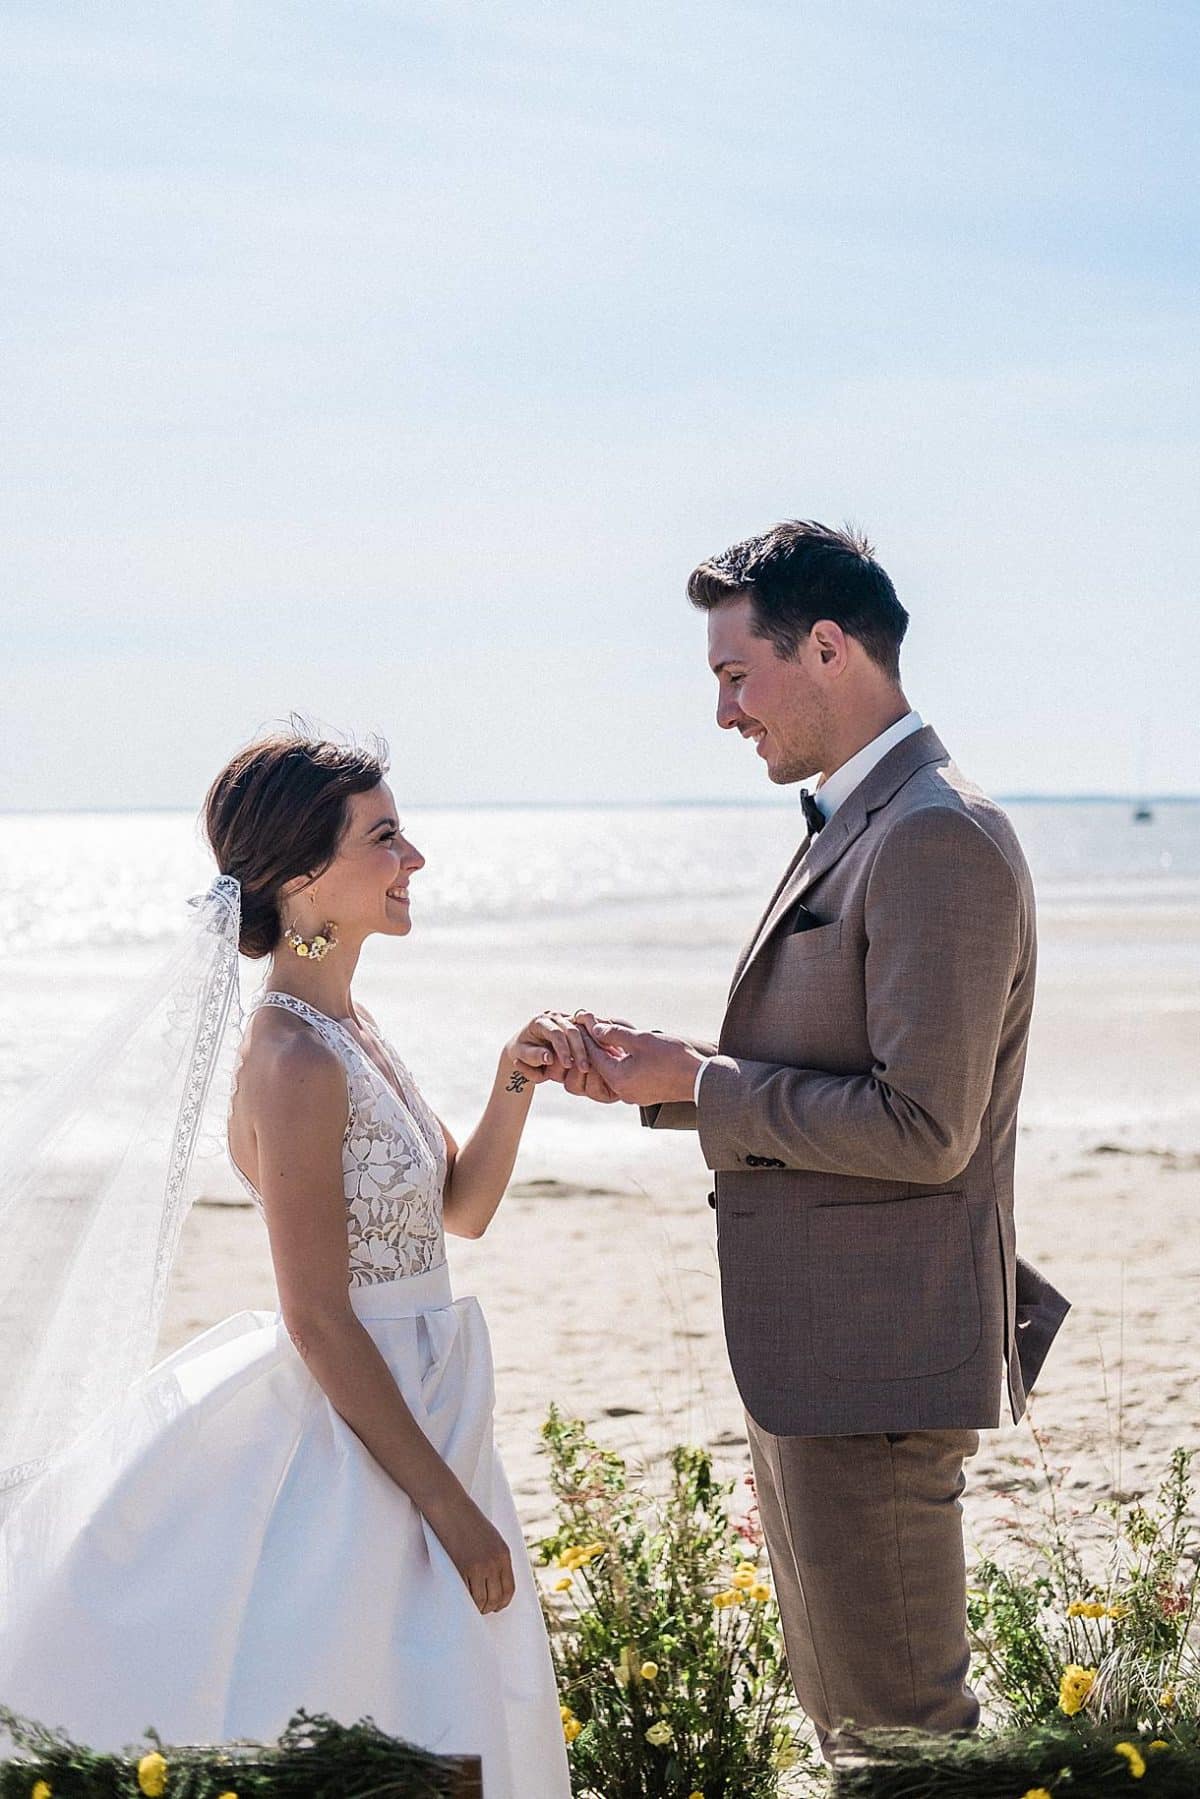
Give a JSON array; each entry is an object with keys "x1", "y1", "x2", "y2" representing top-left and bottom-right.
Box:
[
  {"x1": 778, "y1": 918, "x2": 843, "y2": 961},
  {"x1": 807, "y1": 1191, "x2": 981, "y2": 1382}
]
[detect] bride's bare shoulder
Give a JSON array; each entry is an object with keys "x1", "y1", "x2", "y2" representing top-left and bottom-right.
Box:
[{"x1": 234, "y1": 1006, "x2": 347, "y2": 1121}]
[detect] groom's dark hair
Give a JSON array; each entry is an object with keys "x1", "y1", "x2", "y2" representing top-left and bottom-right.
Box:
[{"x1": 687, "y1": 520, "x2": 908, "y2": 680}]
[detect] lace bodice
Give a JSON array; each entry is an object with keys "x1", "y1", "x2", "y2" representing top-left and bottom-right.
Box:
[{"x1": 230, "y1": 992, "x2": 447, "y2": 1287}]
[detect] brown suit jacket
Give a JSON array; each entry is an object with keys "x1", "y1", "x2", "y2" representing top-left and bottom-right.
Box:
[{"x1": 645, "y1": 726, "x2": 1069, "y2": 1437}]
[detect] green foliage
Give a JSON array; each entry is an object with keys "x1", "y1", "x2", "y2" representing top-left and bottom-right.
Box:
[
  {"x1": 831, "y1": 1717, "x2": 1200, "y2": 1797},
  {"x1": 0, "y1": 1708, "x2": 477, "y2": 1798},
  {"x1": 967, "y1": 1439, "x2": 1198, "y2": 1733},
  {"x1": 537, "y1": 1406, "x2": 811, "y2": 1797}
]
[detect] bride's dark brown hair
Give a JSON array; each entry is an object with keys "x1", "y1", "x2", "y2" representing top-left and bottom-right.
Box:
[{"x1": 205, "y1": 729, "x2": 390, "y2": 958}]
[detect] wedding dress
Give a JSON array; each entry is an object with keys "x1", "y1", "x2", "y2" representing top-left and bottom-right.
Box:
[{"x1": 0, "y1": 990, "x2": 571, "y2": 1798}]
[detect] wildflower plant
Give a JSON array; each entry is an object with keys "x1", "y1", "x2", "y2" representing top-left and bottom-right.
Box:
[
  {"x1": 538, "y1": 1406, "x2": 811, "y2": 1797},
  {"x1": 967, "y1": 1439, "x2": 1198, "y2": 1735}
]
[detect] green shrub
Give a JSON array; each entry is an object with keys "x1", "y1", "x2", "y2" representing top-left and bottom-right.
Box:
[
  {"x1": 968, "y1": 1440, "x2": 1197, "y2": 1733},
  {"x1": 537, "y1": 1406, "x2": 811, "y2": 1797}
]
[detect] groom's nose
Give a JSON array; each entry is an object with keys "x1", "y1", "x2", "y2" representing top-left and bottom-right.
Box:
[{"x1": 716, "y1": 693, "x2": 746, "y2": 731}]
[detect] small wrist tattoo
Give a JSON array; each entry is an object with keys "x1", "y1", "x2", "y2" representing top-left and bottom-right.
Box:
[{"x1": 506, "y1": 1069, "x2": 530, "y2": 1094}]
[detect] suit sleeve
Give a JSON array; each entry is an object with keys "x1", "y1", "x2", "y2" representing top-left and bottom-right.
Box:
[
  {"x1": 640, "y1": 1100, "x2": 700, "y2": 1131},
  {"x1": 695, "y1": 808, "x2": 1024, "y2": 1183}
]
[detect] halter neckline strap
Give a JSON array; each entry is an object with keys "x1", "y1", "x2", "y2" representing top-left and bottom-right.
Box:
[{"x1": 252, "y1": 991, "x2": 355, "y2": 1031}]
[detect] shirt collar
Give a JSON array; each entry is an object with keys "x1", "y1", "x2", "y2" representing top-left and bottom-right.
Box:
[{"x1": 808, "y1": 711, "x2": 924, "y2": 823}]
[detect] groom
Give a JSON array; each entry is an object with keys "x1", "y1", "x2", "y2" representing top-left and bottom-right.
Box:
[{"x1": 570, "y1": 520, "x2": 1070, "y2": 1762}]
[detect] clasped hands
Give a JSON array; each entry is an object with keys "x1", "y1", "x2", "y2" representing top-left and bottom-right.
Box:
[{"x1": 507, "y1": 1011, "x2": 703, "y2": 1107}]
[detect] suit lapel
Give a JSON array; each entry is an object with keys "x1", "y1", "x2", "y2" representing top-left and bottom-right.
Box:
[
  {"x1": 726, "y1": 726, "x2": 950, "y2": 1008},
  {"x1": 729, "y1": 833, "x2": 812, "y2": 994}
]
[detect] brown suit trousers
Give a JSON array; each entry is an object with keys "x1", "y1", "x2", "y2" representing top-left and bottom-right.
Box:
[{"x1": 747, "y1": 1420, "x2": 980, "y2": 1762}]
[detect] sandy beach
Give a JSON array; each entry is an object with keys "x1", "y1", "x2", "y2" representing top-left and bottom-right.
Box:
[{"x1": 156, "y1": 888, "x2": 1200, "y2": 1556}]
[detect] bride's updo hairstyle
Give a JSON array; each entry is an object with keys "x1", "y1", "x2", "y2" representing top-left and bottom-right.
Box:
[{"x1": 205, "y1": 729, "x2": 389, "y2": 959}]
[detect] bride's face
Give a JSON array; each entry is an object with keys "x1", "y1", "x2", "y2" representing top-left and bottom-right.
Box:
[{"x1": 294, "y1": 781, "x2": 425, "y2": 943}]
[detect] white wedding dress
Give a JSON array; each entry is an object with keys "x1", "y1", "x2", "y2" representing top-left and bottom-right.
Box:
[{"x1": 0, "y1": 992, "x2": 571, "y2": 1798}]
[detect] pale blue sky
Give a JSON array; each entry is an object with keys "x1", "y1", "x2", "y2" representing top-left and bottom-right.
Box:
[{"x1": 2, "y1": 1, "x2": 1197, "y2": 808}]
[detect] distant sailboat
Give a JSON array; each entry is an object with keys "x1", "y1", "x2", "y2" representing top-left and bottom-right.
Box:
[{"x1": 1132, "y1": 720, "x2": 1154, "y2": 822}]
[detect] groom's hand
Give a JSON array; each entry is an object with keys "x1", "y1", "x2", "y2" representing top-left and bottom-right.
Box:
[{"x1": 572, "y1": 1013, "x2": 703, "y2": 1106}]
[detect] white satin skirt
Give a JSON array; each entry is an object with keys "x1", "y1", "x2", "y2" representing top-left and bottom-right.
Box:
[{"x1": 0, "y1": 1263, "x2": 571, "y2": 1799}]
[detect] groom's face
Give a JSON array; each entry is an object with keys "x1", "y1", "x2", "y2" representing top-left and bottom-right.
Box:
[{"x1": 708, "y1": 596, "x2": 830, "y2": 785}]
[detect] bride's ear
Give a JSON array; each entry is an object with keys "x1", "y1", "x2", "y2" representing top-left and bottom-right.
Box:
[{"x1": 279, "y1": 871, "x2": 318, "y2": 903}]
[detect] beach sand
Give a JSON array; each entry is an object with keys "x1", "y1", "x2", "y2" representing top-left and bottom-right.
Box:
[{"x1": 159, "y1": 896, "x2": 1200, "y2": 1557}]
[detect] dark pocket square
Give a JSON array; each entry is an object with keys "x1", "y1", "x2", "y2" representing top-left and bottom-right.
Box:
[{"x1": 789, "y1": 905, "x2": 825, "y2": 933}]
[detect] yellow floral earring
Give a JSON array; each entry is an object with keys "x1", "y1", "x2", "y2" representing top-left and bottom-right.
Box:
[{"x1": 283, "y1": 919, "x2": 338, "y2": 961}]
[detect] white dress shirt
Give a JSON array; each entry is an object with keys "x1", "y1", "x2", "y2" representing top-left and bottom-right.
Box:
[
  {"x1": 809, "y1": 709, "x2": 924, "y2": 823},
  {"x1": 692, "y1": 711, "x2": 924, "y2": 1104}
]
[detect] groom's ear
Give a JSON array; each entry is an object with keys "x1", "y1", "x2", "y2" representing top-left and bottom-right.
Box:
[{"x1": 808, "y1": 619, "x2": 848, "y2": 672}]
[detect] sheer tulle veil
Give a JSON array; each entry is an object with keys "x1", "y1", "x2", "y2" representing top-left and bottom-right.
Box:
[{"x1": 0, "y1": 874, "x2": 243, "y2": 1546}]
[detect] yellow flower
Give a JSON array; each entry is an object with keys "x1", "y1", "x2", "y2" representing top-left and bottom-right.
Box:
[
  {"x1": 712, "y1": 1588, "x2": 742, "y2": 1609},
  {"x1": 645, "y1": 1720, "x2": 673, "y2": 1747},
  {"x1": 1068, "y1": 1599, "x2": 1107, "y2": 1618},
  {"x1": 1058, "y1": 1664, "x2": 1096, "y2": 1716},
  {"x1": 1107, "y1": 1602, "x2": 1129, "y2": 1619},
  {"x1": 137, "y1": 1752, "x2": 168, "y2": 1798},
  {"x1": 1149, "y1": 1740, "x2": 1170, "y2": 1752},
  {"x1": 553, "y1": 1576, "x2": 572, "y2": 1592},
  {"x1": 730, "y1": 1566, "x2": 756, "y2": 1590},
  {"x1": 560, "y1": 1704, "x2": 574, "y2": 1723},
  {"x1": 564, "y1": 1717, "x2": 582, "y2": 1744},
  {"x1": 31, "y1": 1783, "x2": 52, "y2": 1799},
  {"x1": 1160, "y1": 1686, "x2": 1176, "y2": 1708},
  {"x1": 556, "y1": 1540, "x2": 605, "y2": 1573},
  {"x1": 750, "y1": 1581, "x2": 772, "y2": 1602},
  {"x1": 640, "y1": 1660, "x2": 659, "y2": 1681},
  {"x1": 688, "y1": 1792, "x2": 704, "y2": 1799},
  {"x1": 216, "y1": 1792, "x2": 238, "y2": 1799},
  {"x1": 1021, "y1": 1789, "x2": 1053, "y2": 1799},
  {"x1": 1114, "y1": 1741, "x2": 1146, "y2": 1779}
]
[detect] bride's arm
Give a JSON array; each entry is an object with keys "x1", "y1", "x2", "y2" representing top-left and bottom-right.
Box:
[
  {"x1": 440, "y1": 1012, "x2": 589, "y2": 1239},
  {"x1": 248, "y1": 1027, "x2": 515, "y2": 1613}
]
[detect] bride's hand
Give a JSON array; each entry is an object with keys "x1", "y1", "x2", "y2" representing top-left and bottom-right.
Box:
[
  {"x1": 428, "y1": 1489, "x2": 516, "y2": 1613},
  {"x1": 503, "y1": 1011, "x2": 592, "y2": 1089}
]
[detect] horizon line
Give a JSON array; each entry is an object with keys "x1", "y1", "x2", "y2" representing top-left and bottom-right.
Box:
[{"x1": 1, "y1": 793, "x2": 1197, "y2": 819}]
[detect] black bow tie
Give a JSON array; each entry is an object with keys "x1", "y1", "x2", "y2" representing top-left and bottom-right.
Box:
[{"x1": 801, "y1": 788, "x2": 826, "y2": 837}]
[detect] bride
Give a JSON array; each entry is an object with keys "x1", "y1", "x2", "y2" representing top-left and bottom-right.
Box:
[{"x1": 0, "y1": 730, "x2": 584, "y2": 1797}]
